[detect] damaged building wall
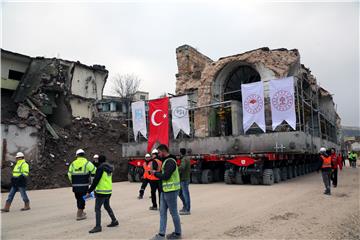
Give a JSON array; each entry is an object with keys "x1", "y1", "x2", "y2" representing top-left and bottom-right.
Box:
[
  {"x1": 69, "y1": 97, "x2": 94, "y2": 119},
  {"x1": 70, "y1": 64, "x2": 107, "y2": 119},
  {"x1": 1, "y1": 50, "x2": 31, "y2": 91},
  {"x1": 1, "y1": 124, "x2": 40, "y2": 189}
]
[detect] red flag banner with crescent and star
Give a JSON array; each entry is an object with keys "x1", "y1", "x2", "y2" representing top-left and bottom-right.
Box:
[{"x1": 147, "y1": 97, "x2": 169, "y2": 152}]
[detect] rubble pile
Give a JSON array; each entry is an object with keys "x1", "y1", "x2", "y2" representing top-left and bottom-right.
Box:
[{"x1": 1, "y1": 111, "x2": 130, "y2": 190}]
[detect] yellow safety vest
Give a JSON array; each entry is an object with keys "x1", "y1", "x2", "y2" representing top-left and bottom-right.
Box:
[{"x1": 12, "y1": 159, "x2": 29, "y2": 177}]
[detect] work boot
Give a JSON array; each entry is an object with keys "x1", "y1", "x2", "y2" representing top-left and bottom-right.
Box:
[
  {"x1": 166, "y1": 232, "x2": 182, "y2": 239},
  {"x1": 179, "y1": 211, "x2": 191, "y2": 215},
  {"x1": 324, "y1": 190, "x2": 331, "y2": 195},
  {"x1": 107, "y1": 220, "x2": 119, "y2": 227},
  {"x1": 150, "y1": 234, "x2": 165, "y2": 240},
  {"x1": 21, "y1": 201, "x2": 30, "y2": 211},
  {"x1": 149, "y1": 206, "x2": 158, "y2": 211},
  {"x1": 1, "y1": 201, "x2": 11, "y2": 212},
  {"x1": 137, "y1": 195, "x2": 143, "y2": 199},
  {"x1": 76, "y1": 209, "x2": 87, "y2": 220},
  {"x1": 89, "y1": 226, "x2": 102, "y2": 234}
]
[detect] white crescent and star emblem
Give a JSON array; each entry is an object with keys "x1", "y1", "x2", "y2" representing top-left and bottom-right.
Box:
[{"x1": 151, "y1": 109, "x2": 167, "y2": 126}]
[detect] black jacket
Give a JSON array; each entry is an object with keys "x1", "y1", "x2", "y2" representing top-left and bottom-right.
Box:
[{"x1": 88, "y1": 162, "x2": 113, "y2": 196}]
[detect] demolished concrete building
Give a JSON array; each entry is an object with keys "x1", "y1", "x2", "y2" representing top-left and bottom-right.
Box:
[
  {"x1": 1, "y1": 49, "x2": 128, "y2": 190},
  {"x1": 175, "y1": 45, "x2": 340, "y2": 142}
]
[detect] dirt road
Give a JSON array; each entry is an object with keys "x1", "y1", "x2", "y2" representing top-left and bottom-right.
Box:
[{"x1": 1, "y1": 167, "x2": 359, "y2": 239}]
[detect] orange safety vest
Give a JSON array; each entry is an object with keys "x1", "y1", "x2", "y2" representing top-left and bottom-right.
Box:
[
  {"x1": 148, "y1": 159, "x2": 162, "y2": 181},
  {"x1": 321, "y1": 155, "x2": 332, "y2": 169},
  {"x1": 143, "y1": 162, "x2": 151, "y2": 179}
]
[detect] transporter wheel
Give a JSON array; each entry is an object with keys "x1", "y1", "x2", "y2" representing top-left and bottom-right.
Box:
[
  {"x1": 213, "y1": 169, "x2": 221, "y2": 182},
  {"x1": 293, "y1": 166, "x2": 298, "y2": 177},
  {"x1": 280, "y1": 167, "x2": 288, "y2": 181},
  {"x1": 128, "y1": 172, "x2": 135, "y2": 182},
  {"x1": 300, "y1": 165, "x2": 305, "y2": 175},
  {"x1": 287, "y1": 166, "x2": 293, "y2": 179},
  {"x1": 191, "y1": 173, "x2": 200, "y2": 184},
  {"x1": 263, "y1": 169, "x2": 274, "y2": 185},
  {"x1": 235, "y1": 172, "x2": 244, "y2": 184},
  {"x1": 201, "y1": 169, "x2": 214, "y2": 184},
  {"x1": 224, "y1": 170, "x2": 234, "y2": 184},
  {"x1": 304, "y1": 164, "x2": 308, "y2": 174},
  {"x1": 135, "y1": 172, "x2": 141, "y2": 182},
  {"x1": 250, "y1": 174, "x2": 260, "y2": 185},
  {"x1": 273, "y1": 168, "x2": 281, "y2": 183}
]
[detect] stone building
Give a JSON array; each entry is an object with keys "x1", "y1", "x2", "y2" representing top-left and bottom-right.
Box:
[{"x1": 175, "y1": 45, "x2": 340, "y2": 142}]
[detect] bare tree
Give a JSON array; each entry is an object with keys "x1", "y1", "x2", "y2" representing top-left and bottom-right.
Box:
[{"x1": 112, "y1": 73, "x2": 141, "y2": 100}]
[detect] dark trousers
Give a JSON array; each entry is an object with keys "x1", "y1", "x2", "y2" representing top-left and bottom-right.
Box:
[
  {"x1": 6, "y1": 186, "x2": 29, "y2": 203},
  {"x1": 95, "y1": 195, "x2": 117, "y2": 227},
  {"x1": 149, "y1": 180, "x2": 161, "y2": 208},
  {"x1": 139, "y1": 179, "x2": 149, "y2": 197},
  {"x1": 74, "y1": 192, "x2": 86, "y2": 209},
  {"x1": 331, "y1": 169, "x2": 338, "y2": 187},
  {"x1": 321, "y1": 169, "x2": 332, "y2": 193}
]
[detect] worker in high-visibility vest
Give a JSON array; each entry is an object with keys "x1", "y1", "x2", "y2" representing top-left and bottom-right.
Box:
[
  {"x1": 137, "y1": 153, "x2": 151, "y2": 199},
  {"x1": 1, "y1": 152, "x2": 30, "y2": 212},
  {"x1": 330, "y1": 148, "x2": 342, "y2": 188},
  {"x1": 151, "y1": 144, "x2": 182, "y2": 240},
  {"x1": 348, "y1": 151, "x2": 358, "y2": 168},
  {"x1": 87, "y1": 155, "x2": 118, "y2": 234},
  {"x1": 318, "y1": 147, "x2": 332, "y2": 195},
  {"x1": 148, "y1": 149, "x2": 162, "y2": 211},
  {"x1": 68, "y1": 149, "x2": 96, "y2": 220}
]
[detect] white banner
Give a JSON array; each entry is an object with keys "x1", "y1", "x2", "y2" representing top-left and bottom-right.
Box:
[
  {"x1": 241, "y1": 81, "x2": 266, "y2": 133},
  {"x1": 170, "y1": 95, "x2": 190, "y2": 138},
  {"x1": 131, "y1": 101, "x2": 147, "y2": 141},
  {"x1": 269, "y1": 76, "x2": 296, "y2": 130}
]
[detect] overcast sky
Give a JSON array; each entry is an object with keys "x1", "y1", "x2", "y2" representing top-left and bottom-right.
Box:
[{"x1": 2, "y1": 1, "x2": 359, "y2": 126}]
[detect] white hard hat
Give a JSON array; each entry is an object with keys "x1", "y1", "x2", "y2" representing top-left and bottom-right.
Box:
[
  {"x1": 151, "y1": 149, "x2": 158, "y2": 154},
  {"x1": 145, "y1": 153, "x2": 151, "y2": 158},
  {"x1": 76, "y1": 149, "x2": 85, "y2": 155},
  {"x1": 93, "y1": 154, "x2": 99, "y2": 159},
  {"x1": 319, "y1": 147, "x2": 327, "y2": 153},
  {"x1": 16, "y1": 152, "x2": 24, "y2": 158}
]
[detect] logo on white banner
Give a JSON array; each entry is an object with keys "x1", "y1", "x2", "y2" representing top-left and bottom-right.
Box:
[
  {"x1": 173, "y1": 106, "x2": 187, "y2": 118},
  {"x1": 272, "y1": 90, "x2": 294, "y2": 112},
  {"x1": 241, "y1": 81, "x2": 266, "y2": 133},
  {"x1": 170, "y1": 95, "x2": 191, "y2": 138},
  {"x1": 244, "y1": 94, "x2": 263, "y2": 114}
]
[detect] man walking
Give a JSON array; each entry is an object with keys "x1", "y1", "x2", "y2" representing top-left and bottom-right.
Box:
[
  {"x1": 87, "y1": 155, "x2": 118, "y2": 233},
  {"x1": 138, "y1": 153, "x2": 151, "y2": 199},
  {"x1": 178, "y1": 148, "x2": 191, "y2": 215},
  {"x1": 349, "y1": 151, "x2": 358, "y2": 168},
  {"x1": 1, "y1": 152, "x2": 30, "y2": 212},
  {"x1": 148, "y1": 149, "x2": 162, "y2": 211},
  {"x1": 151, "y1": 144, "x2": 182, "y2": 240},
  {"x1": 318, "y1": 147, "x2": 332, "y2": 195},
  {"x1": 68, "y1": 149, "x2": 96, "y2": 220},
  {"x1": 330, "y1": 148, "x2": 342, "y2": 188}
]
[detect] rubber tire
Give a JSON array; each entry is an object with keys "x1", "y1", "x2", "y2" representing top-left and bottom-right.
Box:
[
  {"x1": 273, "y1": 168, "x2": 281, "y2": 183},
  {"x1": 135, "y1": 172, "x2": 141, "y2": 182},
  {"x1": 201, "y1": 169, "x2": 213, "y2": 184},
  {"x1": 224, "y1": 170, "x2": 233, "y2": 184},
  {"x1": 235, "y1": 172, "x2": 244, "y2": 184},
  {"x1": 128, "y1": 173, "x2": 135, "y2": 182},
  {"x1": 300, "y1": 165, "x2": 305, "y2": 175},
  {"x1": 287, "y1": 166, "x2": 293, "y2": 179},
  {"x1": 280, "y1": 167, "x2": 288, "y2": 181},
  {"x1": 263, "y1": 169, "x2": 274, "y2": 185},
  {"x1": 293, "y1": 166, "x2": 298, "y2": 177},
  {"x1": 250, "y1": 174, "x2": 260, "y2": 185},
  {"x1": 213, "y1": 169, "x2": 221, "y2": 182},
  {"x1": 191, "y1": 173, "x2": 200, "y2": 184}
]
